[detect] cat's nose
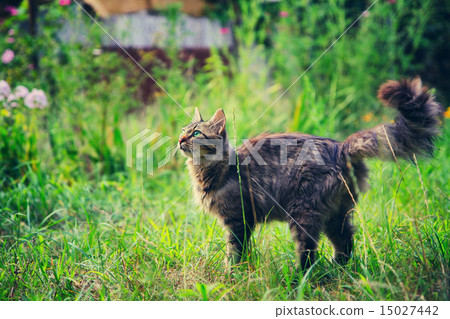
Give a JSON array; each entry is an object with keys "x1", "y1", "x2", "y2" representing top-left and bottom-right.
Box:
[{"x1": 179, "y1": 135, "x2": 187, "y2": 144}]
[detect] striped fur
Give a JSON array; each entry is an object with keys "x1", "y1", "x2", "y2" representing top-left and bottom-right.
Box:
[{"x1": 179, "y1": 79, "x2": 444, "y2": 272}]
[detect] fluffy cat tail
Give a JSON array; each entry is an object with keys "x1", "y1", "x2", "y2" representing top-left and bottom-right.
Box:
[{"x1": 343, "y1": 77, "x2": 444, "y2": 162}]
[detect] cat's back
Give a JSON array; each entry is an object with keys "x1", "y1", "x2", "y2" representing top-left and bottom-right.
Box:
[
  {"x1": 239, "y1": 131, "x2": 340, "y2": 146},
  {"x1": 234, "y1": 131, "x2": 348, "y2": 220},
  {"x1": 237, "y1": 132, "x2": 342, "y2": 165}
]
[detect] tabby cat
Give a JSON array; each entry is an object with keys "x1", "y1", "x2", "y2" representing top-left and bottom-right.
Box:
[{"x1": 178, "y1": 78, "x2": 444, "y2": 271}]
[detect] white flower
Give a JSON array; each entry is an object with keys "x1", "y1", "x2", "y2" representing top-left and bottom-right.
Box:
[
  {"x1": 24, "y1": 89, "x2": 48, "y2": 109},
  {"x1": 92, "y1": 48, "x2": 103, "y2": 56},
  {"x1": 0, "y1": 80, "x2": 11, "y2": 100},
  {"x1": 7, "y1": 93, "x2": 16, "y2": 102},
  {"x1": 3, "y1": 93, "x2": 18, "y2": 108},
  {"x1": 14, "y1": 85, "x2": 29, "y2": 98}
]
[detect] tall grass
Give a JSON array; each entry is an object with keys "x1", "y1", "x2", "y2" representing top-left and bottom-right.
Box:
[{"x1": 0, "y1": 0, "x2": 448, "y2": 300}]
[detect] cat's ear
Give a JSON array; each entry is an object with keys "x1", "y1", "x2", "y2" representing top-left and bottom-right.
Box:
[
  {"x1": 208, "y1": 109, "x2": 226, "y2": 134},
  {"x1": 193, "y1": 107, "x2": 203, "y2": 122}
]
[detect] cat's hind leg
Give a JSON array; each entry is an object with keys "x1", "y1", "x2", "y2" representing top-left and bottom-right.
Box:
[
  {"x1": 324, "y1": 204, "x2": 354, "y2": 265},
  {"x1": 288, "y1": 210, "x2": 322, "y2": 271}
]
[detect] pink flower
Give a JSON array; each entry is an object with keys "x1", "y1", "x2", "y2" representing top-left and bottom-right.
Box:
[
  {"x1": 362, "y1": 10, "x2": 370, "y2": 18},
  {"x1": 59, "y1": 0, "x2": 71, "y2": 6},
  {"x1": 387, "y1": 0, "x2": 396, "y2": 4},
  {"x1": 0, "y1": 80, "x2": 11, "y2": 100},
  {"x1": 14, "y1": 85, "x2": 29, "y2": 98},
  {"x1": 2, "y1": 49, "x2": 14, "y2": 64},
  {"x1": 8, "y1": 29, "x2": 15, "y2": 36},
  {"x1": 279, "y1": 11, "x2": 289, "y2": 18},
  {"x1": 25, "y1": 89, "x2": 48, "y2": 109},
  {"x1": 220, "y1": 27, "x2": 230, "y2": 35},
  {"x1": 5, "y1": 6, "x2": 18, "y2": 16},
  {"x1": 28, "y1": 64, "x2": 35, "y2": 70},
  {"x1": 6, "y1": 93, "x2": 18, "y2": 107},
  {"x1": 7, "y1": 37, "x2": 15, "y2": 43}
]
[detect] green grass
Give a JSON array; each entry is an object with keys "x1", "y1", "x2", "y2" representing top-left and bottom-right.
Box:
[
  {"x1": 0, "y1": 0, "x2": 449, "y2": 300},
  {"x1": 0, "y1": 127, "x2": 448, "y2": 301}
]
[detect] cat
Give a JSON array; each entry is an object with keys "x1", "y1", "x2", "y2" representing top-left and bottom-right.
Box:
[{"x1": 178, "y1": 78, "x2": 444, "y2": 271}]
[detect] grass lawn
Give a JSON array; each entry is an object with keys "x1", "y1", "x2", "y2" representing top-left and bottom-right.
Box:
[
  {"x1": 1, "y1": 123, "x2": 448, "y2": 301},
  {"x1": 0, "y1": 0, "x2": 448, "y2": 301}
]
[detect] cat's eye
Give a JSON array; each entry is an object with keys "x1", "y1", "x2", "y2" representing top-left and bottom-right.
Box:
[{"x1": 193, "y1": 130, "x2": 202, "y2": 137}]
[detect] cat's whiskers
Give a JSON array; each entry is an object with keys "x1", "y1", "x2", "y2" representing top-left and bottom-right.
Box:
[{"x1": 165, "y1": 144, "x2": 180, "y2": 161}]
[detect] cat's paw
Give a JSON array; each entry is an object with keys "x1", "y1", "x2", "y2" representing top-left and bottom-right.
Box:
[{"x1": 334, "y1": 252, "x2": 351, "y2": 266}]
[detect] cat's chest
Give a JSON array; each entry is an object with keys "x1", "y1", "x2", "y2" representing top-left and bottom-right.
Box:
[
  {"x1": 187, "y1": 161, "x2": 231, "y2": 218},
  {"x1": 193, "y1": 186, "x2": 227, "y2": 218}
]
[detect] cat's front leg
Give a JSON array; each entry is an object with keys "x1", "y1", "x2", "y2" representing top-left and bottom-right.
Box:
[{"x1": 224, "y1": 218, "x2": 253, "y2": 268}]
